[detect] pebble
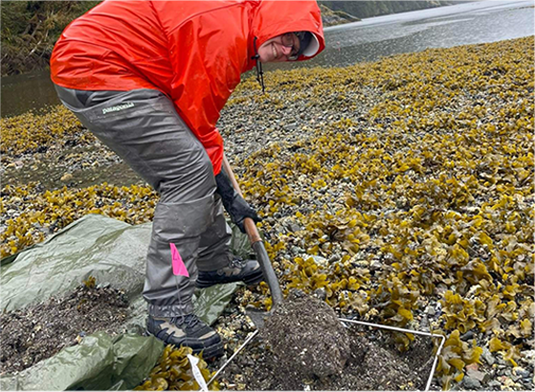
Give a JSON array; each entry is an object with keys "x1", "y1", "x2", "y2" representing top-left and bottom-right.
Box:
[
  {"x1": 369, "y1": 259, "x2": 382, "y2": 271},
  {"x1": 288, "y1": 223, "x2": 302, "y2": 232},
  {"x1": 291, "y1": 246, "x2": 304, "y2": 254},
  {"x1": 481, "y1": 347, "x2": 495, "y2": 366},
  {"x1": 466, "y1": 367, "x2": 488, "y2": 383},
  {"x1": 520, "y1": 349, "x2": 535, "y2": 362},
  {"x1": 60, "y1": 173, "x2": 73, "y2": 182},
  {"x1": 487, "y1": 379, "x2": 501, "y2": 389},
  {"x1": 461, "y1": 330, "x2": 475, "y2": 340},
  {"x1": 462, "y1": 376, "x2": 482, "y2": 389},
  {"x1": 310, "y1": 255, "x2": 327, "y2": 266},
  {"x1": 313, "y1": 288, "x2": 327, "y2": 301}
]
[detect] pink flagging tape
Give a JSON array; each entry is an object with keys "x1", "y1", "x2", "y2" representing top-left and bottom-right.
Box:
[{"x1": 170, "y1": 243, "x2": 189, "y2": 277}]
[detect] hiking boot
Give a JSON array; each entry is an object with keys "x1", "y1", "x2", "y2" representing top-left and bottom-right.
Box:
[
  {"x1": 146, "y1": 314, "x2": 224, "y2": 359},
  {"x1": 196, "y1": 257, "x2": 264, "y2": 288}
]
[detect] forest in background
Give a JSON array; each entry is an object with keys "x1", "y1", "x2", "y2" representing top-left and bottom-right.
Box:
[
  {"x1": 1, "y1": 1, "x2": 99, "y2": 75},
  {"x1": 1, "y1": 0, "x2": 468, "y2": 76}
]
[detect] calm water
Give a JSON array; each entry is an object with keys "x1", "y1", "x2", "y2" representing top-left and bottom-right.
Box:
[
  {"x1": 268, "y1": 0, "x2": 534, "y2": 70},
  {"x1": 1, "y1": 0, "x2": 533, "y2": 118}
]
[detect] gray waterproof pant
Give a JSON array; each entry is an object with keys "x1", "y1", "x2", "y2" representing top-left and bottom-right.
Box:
[{"x1": 55, "y1": 86, "x2": 233, "y2": 317}]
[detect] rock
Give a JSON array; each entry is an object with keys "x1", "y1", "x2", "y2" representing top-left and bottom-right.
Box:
[
  {"x1": 481, "y1": 347, "x2": 495, "y2": 365},
  {"x1": 520, "y1": 349, "x2": 535, "y2": 363},
  {"x1": 61, "y1": 173, "x2": 73, "y2": 182},
  {"x1": 487, "y1": 380, "x2": 501, "y2": 389},
  {"x1": 288, "y1": 223, "x2": 302, "y2": 232},
  {"x1": 310, "y1": 255, "x2": 327, "y2": 266},
  {"x1": 465, "y1": 363, "x2": 479, "y2": 372},
  {"x1": 463, "y1": 376, "x2": 482, "y2": 389},
  {"x1": 513, "y1": 367, "x2": 530, "y2": 379},
  {"x1": 369, "y1": 259, "x2": 382, "y2": 270},
  {"x1": 273, "y1": 224, "x2": 285, "y2": 234},
  {"x1": 313, "y1": 288, "x2": 327, "y2": 301},
  {"x1": 327, "y1": 254, "x2": 339, "y2": 263},
  {"x1": 461, "y1": 330, "x2": 475, "y2": 340},
  {"x1": 466, "y1": 367, "x2": 488, "y2": 383},
  {"x1": 520, "y1": 350, "x2": 535, "y2": 359},
  {"x1": 291, "y1": 246, "x2": 304, "y2": 254},
  {"x1": 283, "y1": 122, "x2": 298, "y2": 131}
]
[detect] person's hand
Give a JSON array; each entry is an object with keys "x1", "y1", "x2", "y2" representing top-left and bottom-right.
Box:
[
  {"x1": 226, "y1": 192, "x2": 262, "y2": 233},
  {"x1": 215, "y1": 169, "x2": 261, "y2": 233}
]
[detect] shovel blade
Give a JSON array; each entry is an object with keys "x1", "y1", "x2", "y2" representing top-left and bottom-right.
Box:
[{"x1": 246, "y1": 306, "x2": 273, "y2": 329}]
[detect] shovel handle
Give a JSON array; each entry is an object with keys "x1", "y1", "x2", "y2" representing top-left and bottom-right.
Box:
[
  {"x1": 222, "y1": 155, "x2": 261, "y2": 244},
  {"x1": 222, "y1": 155, "x2": 284, "y2": 307}
]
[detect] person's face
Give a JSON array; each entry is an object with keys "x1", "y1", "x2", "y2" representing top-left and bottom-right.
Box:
[{"x1": 257, "y1": 32, "x2": 300, "y2": 63}]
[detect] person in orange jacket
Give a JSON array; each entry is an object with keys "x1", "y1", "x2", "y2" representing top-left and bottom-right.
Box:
[{"x1": 51, "y1": 0, "x2": 324, "y2": 359}]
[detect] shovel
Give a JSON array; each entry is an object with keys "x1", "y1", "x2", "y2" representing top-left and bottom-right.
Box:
[{"x1": 222, "y1": 155, "x2": 283, "y2": 328}]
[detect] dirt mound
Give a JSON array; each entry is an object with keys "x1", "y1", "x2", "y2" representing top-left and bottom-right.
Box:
[
  {"x1": 220, "y1": 296, "x2": 436, "y2": 390},
  {"x1": 262, "y1": 292, "x2": 351, "y2": 379},
  {"x1": 0, "y1": 282, "x2": 129, "y2": 375}
]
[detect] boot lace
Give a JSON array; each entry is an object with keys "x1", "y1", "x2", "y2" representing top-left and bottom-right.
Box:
[
  {"x1": 229, "y1": 256, "x2": 247, "y2": 270},
  {"x1": 172, "y1": 314, "x2": 201, "y2": 329}
]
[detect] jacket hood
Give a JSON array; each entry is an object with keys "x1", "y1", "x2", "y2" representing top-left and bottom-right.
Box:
[{"x1": 249, "y1": 0, "x2": 325, "y2": 63}]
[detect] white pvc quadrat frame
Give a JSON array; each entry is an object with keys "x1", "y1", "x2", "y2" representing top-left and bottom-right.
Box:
[{"x1": 208, "y1": 318, "x2": 446, "y2": 391}]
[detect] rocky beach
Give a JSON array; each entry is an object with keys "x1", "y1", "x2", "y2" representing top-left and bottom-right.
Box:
[{"x1": 1, "y1": 37, "x2": 534, "y2": 390}]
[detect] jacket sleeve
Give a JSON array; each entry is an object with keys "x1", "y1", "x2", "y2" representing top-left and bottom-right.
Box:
[{"x1": 162, "y1": 4, "x2": 250, "y2": 176}]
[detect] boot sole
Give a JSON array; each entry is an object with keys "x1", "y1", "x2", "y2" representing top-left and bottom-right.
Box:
[
  {"x1": 195, "y1": 269, "x2": 264, "y2": 289},
  {"x1": 144, "y1": 330, "x2": 225, "y2": 360}
]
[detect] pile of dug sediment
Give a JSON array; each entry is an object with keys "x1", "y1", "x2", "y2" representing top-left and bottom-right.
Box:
[
  {"x1": 0, "y1": 283, "x2": 129, "y2": 374},
  {"x1": 262, "y1": 293, "x2": 351, "y2": 379},
  {"x1": 219, "y1": 295, "x2": 435, "y2": 390}
]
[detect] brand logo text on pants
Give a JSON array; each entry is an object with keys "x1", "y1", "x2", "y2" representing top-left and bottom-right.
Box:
[{"x1": 102, "y1": 102, "x2": 135, "y2": 114}]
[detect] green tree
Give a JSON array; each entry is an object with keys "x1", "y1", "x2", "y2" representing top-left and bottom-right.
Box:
[{"x1": 1, "y1": 1, "x2": 99, "y2": 75}]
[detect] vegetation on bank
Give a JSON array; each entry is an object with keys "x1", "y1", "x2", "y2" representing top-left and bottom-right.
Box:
[
  {"x1": 318, "y1": 4, "x2": 360, "y2": 27},
  {"x1": 2, "y1": 37, "x2": 533, "y2": 389},
  {"x1": 1, "y1": 1, "x2": 98, "y2": 76}
]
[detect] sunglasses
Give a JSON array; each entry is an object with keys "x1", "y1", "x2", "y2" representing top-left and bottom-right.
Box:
[{"x1": 280, "y1": 32, "x2": 300, "y2": 61}]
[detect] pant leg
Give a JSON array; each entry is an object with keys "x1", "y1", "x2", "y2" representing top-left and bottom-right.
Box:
[
  {"x1": 55, "y1": 85, "x2": 219, "y2": 317},
  {"x1": 196, "y1": 197, "x2": 233, "y2": 272}
]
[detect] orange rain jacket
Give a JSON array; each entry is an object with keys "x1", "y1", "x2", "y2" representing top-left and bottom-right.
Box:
[{"x1": 51, "y1": 0, "x2": 325, "y2": 175}]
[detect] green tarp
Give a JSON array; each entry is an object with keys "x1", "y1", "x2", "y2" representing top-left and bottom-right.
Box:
[
  {"x1": 1, "y1": 333, "x2": 163, "y2": 391},
  {"x1": 1, "y1": 214, "x2": 250, "y2": 390}
]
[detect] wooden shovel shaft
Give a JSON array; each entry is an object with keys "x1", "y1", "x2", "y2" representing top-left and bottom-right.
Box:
[{"x1": 222, "y1": 155, "x2": 283, "y2": 307}]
